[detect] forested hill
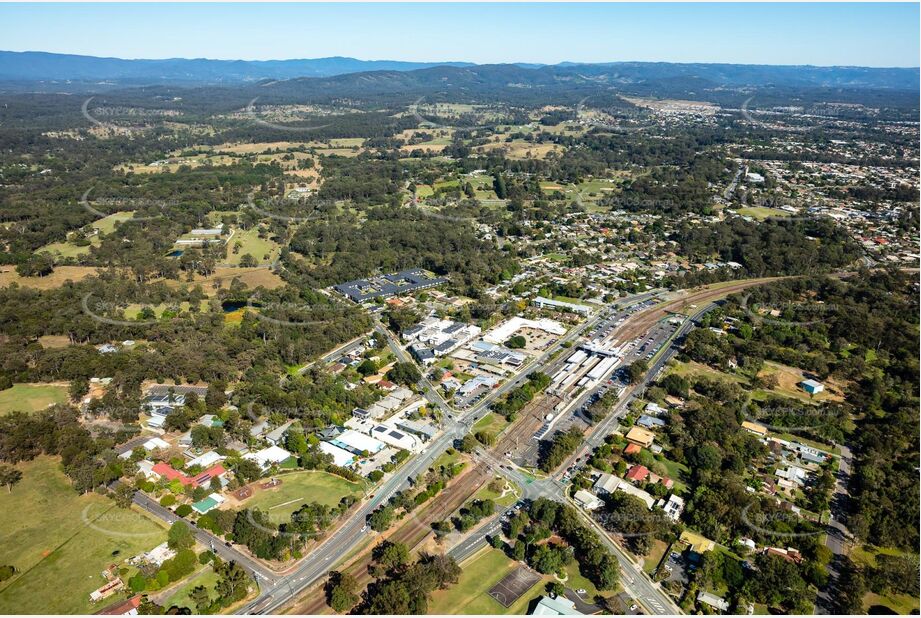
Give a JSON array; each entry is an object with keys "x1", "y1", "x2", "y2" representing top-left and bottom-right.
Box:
[{"x1": 0, "y1": 50, "x2": 917, "y2": 94}]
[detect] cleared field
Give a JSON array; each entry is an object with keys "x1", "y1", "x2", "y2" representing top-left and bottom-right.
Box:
[
  {"x1": 41, "y1": 211, "x2": 137, "y2": 260},
  {"x1": 473, "y1": 412, "x2": 509, "y2": 437},
  {"x1": 164, "y1": 267, "x2": 286, "y2": 295},
  {"x1": 757, "y1": 361, "x2": 844, "y2": 403},
  {"x1": 0, "y1": 383, "x2": 70, "y2": 415},
  {"x1": 225, "y1": 228, "x2": 281, "y2": 265},
  {"x1": 737, "y1": 207, "x2": 792, "y2": 221},
  {"x1": 0, "y1": 456, "x2": 168, "y2": 614},
  {"x1": 428, "y1": 547, "x2": 545, "y2": 615},
  {"x1": 242, "y1": 470, "x2": 365, "y2": 523},
  {"x1": 475, "y1": 140, "x2": 563, "y2": 160},
  {"x1": 0, "y1": 265, "x2": 100, "y2": 289}
]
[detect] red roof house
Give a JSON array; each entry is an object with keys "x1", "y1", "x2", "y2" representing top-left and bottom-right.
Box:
[{"x1": 625, "y1": 465, "x2": 650, "y2": 483}]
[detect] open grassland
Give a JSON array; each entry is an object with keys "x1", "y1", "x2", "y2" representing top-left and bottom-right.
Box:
[
  {"x1": 0, "y1": 383, "x2": 70, "y2": 415},
  {"x1": 0, "y1": 265, "x2": 100, "y2": 289},
  {"x1": 0, "y1": 456, "x2": 168, "y2": 614},
  {"x1": 851, "y1": 545, "x2": 921, "y2": 614},
  {"x1": 473, "y1": 412, "x2": 510, "y2": 437},
  {"x1": 241, "y1": 470, "x2": 365, "y2": 522},
  {"x1": 225, "y1": 228, "x2": 281, "y2": 265},
  {"x1": 428, "y1": 547, "x2": 545, "y2": 615},
  {"x1": 756, "y1": 360, "x2": 845, "y2": 403},
  {"x1": 736, "y1": 206, "x2": 792, "y2": 221},
  {"x1": 163, "y1": 267, "x2": 286, "y2": 295}
]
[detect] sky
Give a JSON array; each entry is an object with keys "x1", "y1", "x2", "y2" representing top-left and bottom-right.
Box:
[{"x1": 0, "y1": 2, "x2": 918, "y2": 68}]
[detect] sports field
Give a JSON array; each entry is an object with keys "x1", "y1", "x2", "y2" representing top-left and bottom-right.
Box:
[{"x1": 0, "y1": 456, "x2": 168, "y2": 614}]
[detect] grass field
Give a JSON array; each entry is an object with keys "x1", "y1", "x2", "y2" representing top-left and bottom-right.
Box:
[
  {"x1": 473, "y1": 412, "x2": 509, "y2": 438},
  {"x1": 242, "y1": 470, "x2": 365, "y2": 523},
  {"x1": 0, "y1": 265, "x2": 100, "y2": 290},
  {"x1": 225, "y1": 228, "x2": 281, "y2": 265},
  {"x1": 0, "y1": 456, "x2": 168, "y2": 614},
  {"x1": 428, "y1": 547, "x2": 545, "y2": 614},
  {"x1": 736, "y1": 207, "x2": 791, "y2": 221},
  {"x1": 162, "y1": 566, "x2": 220, "y2": 612},
  {"x1": 0, "y1": 383, "x2": 69, "y2": 415},
  {"x1": 757, "y1": 361, "x2": 844, "y2": 403},
  {"x1": 162, "y1": 267, "x2": 285, "y2": 295},
  {"x1": 851, "y1": 545, "x2": 921, "y2": 614}
]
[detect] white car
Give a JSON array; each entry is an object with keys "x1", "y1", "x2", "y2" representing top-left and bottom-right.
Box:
[
  {"x1": 360, "y1": 524, "x2": 369, "y2": 533},
  {"x1": 575, "y1": 588, "x2": 587, "y2": 595}
]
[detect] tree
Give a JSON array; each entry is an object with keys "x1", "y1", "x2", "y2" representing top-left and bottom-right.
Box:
[
  {"x1": 373, "y1": 541, "x2": 410, "y2": 574},
  {"x1": 189, "y1": 586, "x2": 211, "y2": 613},
  {"x1": 357, "y1": 359, "x2": 378, "y2": 377},
  {"x1": 112, "y1": 482, "x2": 136, "y2": 508},
  {"x1": 239, "y1": 254, "x2": 258, "y2": 268},
  {"x1": 505, "y1": 335, "x2": 526, "y2": 349},
  {"x1": 626, "y1": 360, "x2": 649, "y2": 384},
  {"x1": 386, "y1": 362, "x2": 421, "y2": 386},
  {"x1": 167, "y1": 521, "x2": 195, "y2": 551},
  {"x1": 546, "y1": 581, "x2": 565, "y2": 597},
  {"x1": 0, "y1": 464, "x2": 23, "y2": 493},
  {"x1": 326, "y1": 571, "x2": 358, "y2": 612},
  {"x1": 215, "y1": 561, "x2": 250, "y2": 604}
]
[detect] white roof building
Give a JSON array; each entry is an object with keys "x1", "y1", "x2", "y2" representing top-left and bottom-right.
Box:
[
  {"x1": 574, "y1": 489, "x2": 603, "y2": 510},
  {"x1": 318, "y1": 442, "x2": 356, "y2": 467},
  {"x1": 482, "y1": 316, "x2": 566, "y2": 344},
  {"x1": 187, "y1": 451, "x2": 223, "y2": 469},
  {"x1": 244, "y1": 446, "x2": 293, "y2": 469},
  {"x1": 332, "y1": 430, "x2": 386, "y2": 455},
  {"x1": 369, "y1": 423, "x2": 420, "y2": 452}
]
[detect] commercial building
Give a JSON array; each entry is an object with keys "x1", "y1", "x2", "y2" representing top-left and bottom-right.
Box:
[
  {"x1": 318, "y1": 442, "x2": 356, "y2": 467},
  {"x1": 369, "y1": 423, "x2": 419, "y2": 451},
  {"x1": 334, "y1": 269, "x2": 448, "y2": 302},
  {"x1": 330, "y1": 429, "x2": 386, "y2": 455},
  {"x1": 532, "y1": 296, "x2": 593, "y2": 316},
  {"x1": 573, "y1": 489, "x2": 603, "y2": 510}
]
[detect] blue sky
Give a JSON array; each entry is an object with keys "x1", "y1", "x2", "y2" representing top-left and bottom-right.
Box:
[{"x1": 0, "y1": 3, "x2": 918, "y2": 67}]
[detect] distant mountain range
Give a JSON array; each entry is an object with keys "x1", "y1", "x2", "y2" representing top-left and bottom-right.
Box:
[{"x1": 0, "y1": 51, "x2": 917, "y2": 92}]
